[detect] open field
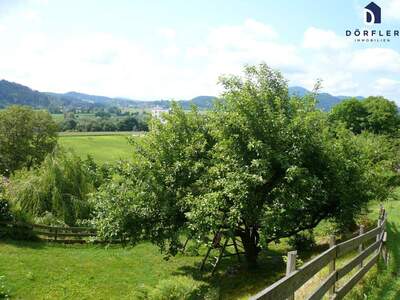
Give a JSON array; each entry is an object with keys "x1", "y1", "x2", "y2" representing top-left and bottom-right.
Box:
[
  {"x1": 59, "y1": 131, "x2": 144, "y2": 137},
  {"x1": 59, "y1": 133, "x2": 137, "y2": 163}
]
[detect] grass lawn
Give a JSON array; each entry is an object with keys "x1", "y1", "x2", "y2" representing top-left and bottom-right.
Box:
[
  {"x1": 1, "y1": 199, "x2": 399, "y2": 299},
  {"x1": 0, "y1": 240, "x2": 289, "y2": 300},
  {"x1": 59, "y1": 134, "x2": 136, "y2": 163}
]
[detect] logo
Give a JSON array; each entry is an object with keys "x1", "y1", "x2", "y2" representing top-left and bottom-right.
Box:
[
  {"x1": 344, "y1": 1, "x2": 399, "y2": 43},
  {"x1": 364, "y1": 2, "x2": 381, "y2": 24}
]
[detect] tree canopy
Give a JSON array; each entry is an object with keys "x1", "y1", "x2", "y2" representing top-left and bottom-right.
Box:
[
  {"x1": 329, "y1": 96, "x2": 399, "y2": 135},
  {"x1": 0, "y1": 106, "x2": 58, "y2": 176},
  {"x1": 91, "y1": 64, "x2": 397, "y2": 266}
]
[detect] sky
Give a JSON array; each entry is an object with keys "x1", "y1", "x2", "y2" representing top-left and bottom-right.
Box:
[{"x1": 0, "y1": 0, "x2": 399, "y2": 102}]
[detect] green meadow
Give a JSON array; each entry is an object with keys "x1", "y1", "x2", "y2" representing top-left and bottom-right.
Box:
[{"x1": 58, "y1": 133, "x2": 138, "y2": 163}]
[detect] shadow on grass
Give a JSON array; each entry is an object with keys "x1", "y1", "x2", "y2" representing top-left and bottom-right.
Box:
[
  {"x1": 0, "y1": 238, "x2": 47, "y2": 249},
  {"x1": 173, "y1": 243, "x2": 325, "y2": 299}
]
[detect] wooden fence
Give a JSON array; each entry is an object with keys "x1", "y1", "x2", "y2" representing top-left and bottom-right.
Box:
[
  {"x1": 251, "y1": 209, "x2": 388, "y2": 300},
  {"x1": 0, "y1": 221, "x2": 97, "y2": 243}
]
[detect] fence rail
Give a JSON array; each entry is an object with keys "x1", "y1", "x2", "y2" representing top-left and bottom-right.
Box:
[
  {"x1": 251, "y1": 208, "x2": 388, "y2": 300},
  {"x1": 0, "y1": 220, "x2": 97, "y2": 243}
]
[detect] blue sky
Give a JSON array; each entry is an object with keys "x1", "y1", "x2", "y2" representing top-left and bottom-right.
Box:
[{"x1": 0, "y1": 0, "x2": 399, "y2": 102}]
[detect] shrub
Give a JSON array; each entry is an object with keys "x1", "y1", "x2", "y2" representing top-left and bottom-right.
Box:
[
  {"x1": 132, "y1": 276, "x2": 217, "y2": 300},
  {"x1": 33, "y1": 211, "x2": 66, "y2": 227},
  {"x1": 7, "y1": 148, "x2": 95, "y2": 226},
  {"x1": 0, "y1": 180, "x2": 12, "y2": 222},
  {"x1": 0, "y1": 199, "x2": 12, "y2": 223},
  {"x1": 288, "y1": 230, "x2": 316, "y2": 252}
]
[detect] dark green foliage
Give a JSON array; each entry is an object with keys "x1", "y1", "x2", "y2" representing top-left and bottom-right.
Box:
[
  {"x1": 0, "y1": 180, "x2": 12, "y2": 222},
  {"x1": 363, "y1": 96, "x2": 399, "y2": 135},
  {"x1": 7, "y1": 149, "x2": 95, "y2": 225},
  {"x1": 0, "y1": 106, "x2": 58, "y2": 176},
  {"x1": 59, "y1": 114, "x2": 149, "y2": 132},
  {"x1": 330, "y1": 96, "x2": 400, "y2": 135},
  {"x1": 0, "y1": 222, "x2": 38, "y2": 241},
  {"x1": 0, "y1": 199, "x2": 12, "y2": 222},
  {"x1": 288, "y1": 231, "x2": 316, "y2": 252},
  {"x1": 329, "y1": 98, "x2": 367, "y2": 133}
]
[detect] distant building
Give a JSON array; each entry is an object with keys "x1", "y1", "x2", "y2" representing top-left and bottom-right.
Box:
[{"x1": 151, "y1": 106, "x2": 169, "y2": 121}]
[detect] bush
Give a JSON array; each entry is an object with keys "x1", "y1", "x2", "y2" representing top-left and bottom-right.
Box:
[
  {"x1": 33, "y1": 211, "x2": 66, "y2": 227},
  {"x1": 0, "y1": 199, "x2": 12, "y2": 223},
  {"x1": 7, "y1": 148, "x2": 95, "y2": 226},
  {"x1": 0, "y1": 180, "x2": 12, "y2": 222},
  {"x1": 132, "y1": 276, "x2": 217, "y2": 300},
  {"x1": 288, "y1": 230, "x2": 316, "y2": 252}
]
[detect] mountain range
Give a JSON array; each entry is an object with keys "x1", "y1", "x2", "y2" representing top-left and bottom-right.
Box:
[{"x1": 0, "y1": 79, "x2": 364, "y2": 112}]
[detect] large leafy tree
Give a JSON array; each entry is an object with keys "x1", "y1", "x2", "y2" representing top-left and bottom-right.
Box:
[
  {"x1": 92, "y1": 64, "x2": 392, "y2": 266},
  {"x1": 363, "y1": 96, "x2": 399, "y2": 135},
  {"x1": 330, "y1": 96, "x2": 399, "y2": 135},
  {"x1": 329, "y1": 98, "x2": 367, "y2": 134},
  {"x1": 0, "y1": 106, "x2": 58, "y2": 176}
]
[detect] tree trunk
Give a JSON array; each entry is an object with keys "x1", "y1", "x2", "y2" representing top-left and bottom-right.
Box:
[{"x1": 239, "y1": 226, "x2": 260, "y2": 268}]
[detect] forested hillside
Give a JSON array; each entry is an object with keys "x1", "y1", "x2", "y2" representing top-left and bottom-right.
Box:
[{"x1": 0, "y1": 79, "x2": 370, "y2": 113}]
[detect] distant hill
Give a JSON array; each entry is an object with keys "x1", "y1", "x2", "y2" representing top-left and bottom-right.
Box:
[
  {"x1": 0, "y1": 80, "x2": 60, "y2": 110},
  {"x1": 289, "y1": 86, "x2": 364, "y2": 111},
  {"x1": 0, "y1": 79, "x2": 364, "y2": 112}
]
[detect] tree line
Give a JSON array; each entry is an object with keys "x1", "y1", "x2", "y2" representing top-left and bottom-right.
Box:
[{"x1": 59, "y1": 108, "x2": 149, "y2": 132}]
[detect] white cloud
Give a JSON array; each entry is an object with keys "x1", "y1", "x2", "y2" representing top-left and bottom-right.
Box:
[
  {"x1": 194, "y1": 19, "x2": 302, "y2": 72},
  {"x1": 350, "y1": 48, "x2": 400, "y2": 72},
  {"x1": 162, "y1": 44, "x2": 180, "y2": 57},
  {"x1": 381, "y1": 0, "x2": 400, "y2": 20},
  {"x1": 371, "y1": 78, "x2": 400, "y2": 102},
  {"x1": 208, "y1": 18, "x2": 278, "y2": 49},
  {"x1": 303, "y1": 27, "x2": 350, "y2": 50},
  {"x1": 186, "y1": 46, "x2": 209, "y2": 58},
  {"x1": 20, "y1": 10, "x2": 40, "y2": 22},
  {"x1": 158, "y1": 27, "x2": 176, "y2": 40},
  {"x1": 375, "y1": 78, "x2": 400, "y2": 93}
]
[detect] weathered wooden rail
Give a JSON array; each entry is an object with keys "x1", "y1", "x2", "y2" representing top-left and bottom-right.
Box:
[
  {"x1": 251, "y1": 208, "x2": 388, "y2": 300},
  {"x1": 0, "y1": 221, "x2": 97, "y2": 243}
]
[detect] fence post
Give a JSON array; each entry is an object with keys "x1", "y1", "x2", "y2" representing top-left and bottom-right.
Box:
[
  {"x1": 54, "y1": 227, "x2": 58, "y2": 242},
  {"x1": 328, "y1": 235, "x2": 336, "y2": 297},
  {"x1": 376, "y1": 218, "x2": 382, "y2": 255},
  {"x1": 379, "y1": 204, "x2": 384, "y2": 220},
  {"x1": 286, "y1": 250, "x2": 297, "y2": 300},
  {"x1": 359, "y1": 225, "x2": 365, "y2": 268},
  {"x1": 382, "y1": 211, "x2": 388, "y2": 265}
]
